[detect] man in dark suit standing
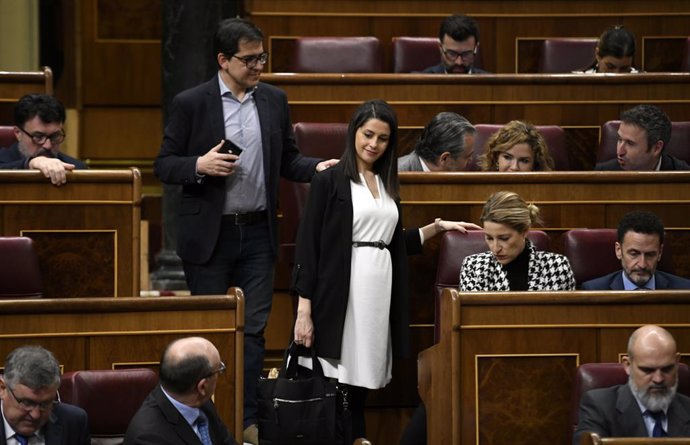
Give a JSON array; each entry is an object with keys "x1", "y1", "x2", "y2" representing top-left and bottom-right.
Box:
[
  {"x1": 594, "y1": 104, "x2": 690, "y2": 171},
  {"x1": 0, "y1": 94, "x2": 88, "y2": 186},
  {"x1": 574, "y1": 325, "x2": 690, "y2": 444},
  {"x1": 124, "y1": 337, "x2": 236, "y2": 445},
  {"x1": 421, "y1": 14, "x2": 489, "y2": 74},
  {"x1": 153, "y1": 18, "x2": 336, "y2": 443},
  {"x1": 582, "y1": 211, "x2": 690, "y2": 290},
  {"x1": 0, "y1": 346, "x2": 90, "y2": 445}
]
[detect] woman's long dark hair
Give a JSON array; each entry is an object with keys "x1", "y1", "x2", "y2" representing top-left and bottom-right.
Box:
[
  {"x1": 340, "y1": 99, "x2": 400, "y2": 200},
  {"x1": 585, "y1": 25, "x2": 636, "y2": 72}
]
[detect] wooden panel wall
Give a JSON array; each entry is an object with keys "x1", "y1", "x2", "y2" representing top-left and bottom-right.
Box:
[
  {"x1": 247, "y1": 0, "x2": 690, "y2": 74},
  {"x1": 0, "y1": 292, "x2": 244, "y2": 440},
  {"x1": 0, "y1": 169, "x2": 141, "y2": 297},
  {"x1": 419, "y1": 289, "x2": 690, "y2": 445},
  {"x1": 0, "y1": 68, "x2": 53, "y2": 123}
]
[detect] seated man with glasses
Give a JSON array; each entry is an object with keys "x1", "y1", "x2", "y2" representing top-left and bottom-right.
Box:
[
  {"x1": 421, "y1": 14, "x2": 488, "y2": 74},
  {"x1": 124, "y1": 337, "x2": 237, "y2": 445},
  {"x1": 0, "y1": 94, "x2": 88, "y2": 186},
  {"x1": 0, "y1": 345, "x2": 90, "y2": 444}
]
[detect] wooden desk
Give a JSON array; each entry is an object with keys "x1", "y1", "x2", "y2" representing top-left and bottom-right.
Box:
[
  {"x1": 419, "y1": 289, "x2": 690, "y2": 445},
  {"x1": 0, "y1": 169, "x2": 141, "y2": 297},
  {"x1": 0, "y1": 290, "x2": 244, "y2": 440},
  {"x1": 263, "y1": 73, "x2": 690, "y2": 169}
]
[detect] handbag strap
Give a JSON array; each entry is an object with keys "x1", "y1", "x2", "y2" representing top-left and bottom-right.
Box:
[{"x1": 280, "y1": 341, "x2": 327, "y2": 380}]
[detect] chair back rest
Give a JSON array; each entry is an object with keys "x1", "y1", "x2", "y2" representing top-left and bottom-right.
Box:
[
  {"x1": 279, "y1": 122, "x2": 348, "y2": 264},
  {"x1": 682, "y1": 37, "x2": 690, "y2": 72},
  {"x1": 290, "y1": 37, "x2": 383, "y2": 73},
  {"x1": 433, "y1": 230, "x2": 549, "y2": 341},
  {"x1": 538, "y1": 38, "x2": 598, "y2": 73},
  {"x1": 468, "y1": 123, "x2": 570, "y2": 171},
  {"x1": 571, "y1": 362, "x2": 690, "y2": 433},
  {"x1": 392, "y1": 37, "x2": 440, "y2": 73},
  {"x1": 562, "y1": 229, "x2": 674, "y2": 287},
  {"x1": 0, "y1": 236, "x2": 43, "y2": 298},
  {"x1": 0, "y1": 125, "x2": 15, "y2": 148},
  {"x1": 60, "y1": 368, "x2": 158, "y2": 442},
  {"x1": 598, "y1": 120, "x2": 690, "y2": 164}
]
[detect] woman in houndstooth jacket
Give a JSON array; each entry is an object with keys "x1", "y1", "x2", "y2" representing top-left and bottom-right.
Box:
[{"x1": 460, "y1": 191, "x2": 575, "y2": 291}]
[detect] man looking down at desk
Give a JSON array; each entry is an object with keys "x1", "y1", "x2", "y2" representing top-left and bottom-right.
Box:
[
  {"x1": 421, "y1": 14, "x2": 488, "y2": 74},
  {"x1": 595, "y1": 105, "x2": 690, "y2": 171},
  {"x1": 582, "y1": 211, "x2": 690, "y2": 290},
  {"x1": 574, "y1": 325, "x2": 690, "y2": 443},
  {"x1": 0, "y1": 94, "x2": 87, "y2": 186}
]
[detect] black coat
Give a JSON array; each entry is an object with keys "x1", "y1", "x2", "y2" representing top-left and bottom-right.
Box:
[
  {"x1": 594, "y1": 153, "x2": 690, "y2": 171},
  {"x1": 153, "y1": 75, "x2": 320, "y2": 265},
  {"x1": 123, "y1": 385, "x2": 236, "y2": 445},
  {"x1": 0, "y1": 143, "x2": 88, "y2": 170},
  {"x1": 291, "y1": 164, "x2": 422, "y2": 360}
]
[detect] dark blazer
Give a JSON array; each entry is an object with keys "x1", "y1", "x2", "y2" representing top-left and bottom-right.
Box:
[
  {"x1": 582, "y1": 270, "x2": 690, "y2": 290},
  {"x1": 594, "y1": 153, "x2": 690, "y2": 171},
  {"x1": 0, "y1": 402, "x2": 90, "y2": 445},
  {"x1": 123, "y1": 385, "x2": 236, "y2": 445},
  {"x1": 291, "y1": 164, "x2": 422, "y2": 360},
  {"x1": 573, "y1": 383, "x2": 690, "y2": 445},
  {"x1": 154, "y1": 75, "x2": 320, "y2": 265},
  {"x1": 397, "y1": 151, "x2": 425, "y2": 171},
  {"x1": 0, "y1": 143, "x2": 89, "y2": 170},
  {"x1": 420, "y1": 63, "x2": 489, "y2": 74}
]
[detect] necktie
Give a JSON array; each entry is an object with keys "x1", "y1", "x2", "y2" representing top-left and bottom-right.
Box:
[
  {"x1": 14, "y1": 435, "x2": 29, "y2": 445},
  {"x1": 196, "y1": 413, "x2": 213, "y2": 445},
  {"x1": 648, "y1": 410, "x2": 667, "y2": 437}
]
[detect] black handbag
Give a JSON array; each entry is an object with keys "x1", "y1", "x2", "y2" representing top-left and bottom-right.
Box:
[{"x1": 258, "y1": 342, "x2": 337, "y2": 445}]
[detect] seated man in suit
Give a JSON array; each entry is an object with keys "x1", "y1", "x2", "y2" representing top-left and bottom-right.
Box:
[
  {"x1": 398, "y1": 112, "x2": 475, "y2": 172},
  {"x1": 124, "y1": 337, "x2": 237, "y2": 445},
  {"x1": 573, "y1": 325, "x2": 690, "y2": 443},
  {"x1": 582, "y1": 211, "x2": 690, "y2": 290},
  {"x1": 421, "y1": 14, "x2": 488, "y2": 74},
  {"x1": 0, "y1": 345, "x2": 90, "y2": 445},
  {"x1": 0, "y1": 94, "x2": 88, "y2": 186},
  {"x1": 595, "y1": 104, "x2": 690, "y2": 171}
]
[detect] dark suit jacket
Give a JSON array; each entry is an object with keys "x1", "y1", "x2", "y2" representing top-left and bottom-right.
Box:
[
  {"x1": 154, "y1": 75, "x2": 320, "y2": 265},
  {"x1": 420, "y1": 63, "x2": 489, "y2": 74},
  {"x1": 594, "y1": 153, "x2": 690, "y2": 171},
  {"x1": 397, "y1": 151, "x2": 424, "y2": 171},
  {"x1": 0, "y1": 402, "x2": 90, "y2": 445},
  {"x1": 573, "y1": 383, "x2": 690, "y2": 445},
  {"x1": 582, "y1": 270, "x2": 690, "y2": 290},
  {"x1": 291, "y1": 164, "x2": 422, "y2": 360},
  {"x1": 123, "y1": 385, "x2": 236, "y2": 445},
  {"x1": 0, "y1": 143, "x2": 89, "y2": 170}
]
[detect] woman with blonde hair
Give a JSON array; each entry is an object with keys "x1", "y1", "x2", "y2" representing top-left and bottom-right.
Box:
[
  {"x1": 460, "y1": 191, "x2": 575, "y2": 291},
  {"x1": 479, "y1": 120, "x2": 554, "y2": 172}
]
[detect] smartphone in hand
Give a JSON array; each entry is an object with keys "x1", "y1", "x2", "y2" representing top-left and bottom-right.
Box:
[{"x1": 223, "y1": 139, "x2": 244, "y2": 156}]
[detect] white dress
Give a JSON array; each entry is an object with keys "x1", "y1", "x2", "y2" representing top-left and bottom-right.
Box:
[{"x1": 309, "y1": 173, "x2": 398, "y2": 389}]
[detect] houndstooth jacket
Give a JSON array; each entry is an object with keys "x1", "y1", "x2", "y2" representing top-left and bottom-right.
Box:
[{"x1": 459, "y1": 240, "x2": 576, "y2": 291}]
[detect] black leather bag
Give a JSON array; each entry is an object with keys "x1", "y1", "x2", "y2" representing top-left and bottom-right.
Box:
[{"x1": 258, "y1": 343, "x2": 337, "y2": 445}]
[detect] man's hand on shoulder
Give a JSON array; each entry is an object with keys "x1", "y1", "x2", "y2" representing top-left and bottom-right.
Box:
[
  {"x1": 196, "y1": 140, "x2": 239, "y2": 177},
  {"x1": 316, "y1": 158, "x2": 339, "y2": 172},
  {"x1": 28, "y1": 156, "x2": 75, "y2": 186}
]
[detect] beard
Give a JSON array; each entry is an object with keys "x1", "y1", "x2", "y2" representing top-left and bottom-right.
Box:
[{"x1": 629, "y1": 376, "x2": 678, "y2": 412}]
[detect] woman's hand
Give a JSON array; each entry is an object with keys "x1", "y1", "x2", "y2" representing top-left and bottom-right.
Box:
[
  {"x1": 294, "y1": 296, "x2": 314, "y2": 348},
  {"x1": 436, "y1": 218, "x2": 482, "y2": 234}
]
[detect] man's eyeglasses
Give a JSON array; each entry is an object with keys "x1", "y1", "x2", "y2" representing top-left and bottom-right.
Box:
[
  {"x1": 6, "y1": 385, "x2": 58, "y2": 412},
  {"x1": 231, "y1": 52, "x2": 269, "y2": 69},
  {"x1": 17, "y1": 126, "x2": 65, "y2": 146},
  {"x1": 205, "y1": 361, "x2": 226, "y2": 378},
  {"x1": 441, "y1": 45, "x2": 478, "y2": 62}
]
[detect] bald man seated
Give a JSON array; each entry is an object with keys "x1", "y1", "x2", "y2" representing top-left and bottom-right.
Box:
[
  {"x1": 573, "y1": 325, "x2": 690, "y2": 444},
  {"x1": 124, "y1": 337, "x2": 237, "y2": 445}
]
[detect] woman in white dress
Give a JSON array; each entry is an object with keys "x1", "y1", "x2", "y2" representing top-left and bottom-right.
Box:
[{"x1": 291, "y1": 99, "x2": 479, "y2": 440}]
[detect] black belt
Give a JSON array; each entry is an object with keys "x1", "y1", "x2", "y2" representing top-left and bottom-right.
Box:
[
  {"x1": 352, "y1": 240, "x2": 387, "y2": 249},
  {"x1": 222, "y1": 210, "x2": 267, "y2": 225}
]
